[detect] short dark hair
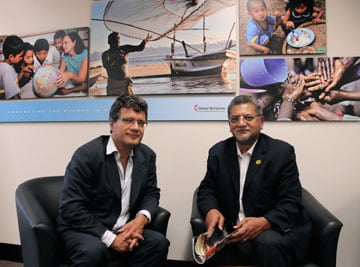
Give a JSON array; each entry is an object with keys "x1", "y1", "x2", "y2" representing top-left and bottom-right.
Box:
[
  {"x1": 287, "y1": 0, "x2": 314, "y2": 13},
  {"x1": 108, "y1": 32, "x2": 119, "y2": 48},
  {"x1": 34, "y1": 38, "x2": 49, "y2": 52},
  {"x1": 227, "y1": 95, "x2": 263, "y2": 119},
  {"x1": 54, "y1": 29, "x2": 66, "y2": 40},
  {"x1": 23, "y1": 42, "x2": 34, "y2": 52},
  {"x1": 3, "y1": 35, "x2": 24, "y2": 59},
  {"x1": 65, "y1": 32, "x2": 85, "y2": 55},
  {"x1": 14, "y1": 42, "x2": 34, "y2": 73},
  {"x1": 109, "y1": 94, "x2": 148, "y2": 122}
]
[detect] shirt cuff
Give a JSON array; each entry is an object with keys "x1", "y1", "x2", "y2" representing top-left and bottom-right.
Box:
[
  {"x1": 101, "y1": 229, "x2": 117, "y2": 248},
  {"x1": 136, "y1": 210, "x2": 151, "y2": 224}
]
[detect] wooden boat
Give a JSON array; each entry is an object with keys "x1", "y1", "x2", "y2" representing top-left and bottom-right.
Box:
[
  {"x1": 99, "y1": 0, "x2": 237, "y2": 76},
  {"x1": 166, "y1": 47, "x2": 236, "y2": 76}
]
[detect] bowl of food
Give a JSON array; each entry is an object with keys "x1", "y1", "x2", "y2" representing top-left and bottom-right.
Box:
[{"x1": 286, "y1": 28, "x2": 315, "y2": 48}]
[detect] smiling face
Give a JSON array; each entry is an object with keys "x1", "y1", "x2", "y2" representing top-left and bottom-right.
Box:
[
  {"x1": 228, "y1": 103, "x2": 264, "y2": 153},
  {"x1": 62, "y1": 35, "x2": 76, "y2": 54},
  {"x1": 248, "y1": 1, "x2": 267, "y2": 22},
  {"x1": 110, "y1": 107, "x2": 146, "y2": 152}
]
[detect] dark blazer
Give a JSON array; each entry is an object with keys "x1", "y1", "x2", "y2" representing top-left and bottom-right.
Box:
[
  {"x1": 57, "y1": 135, "x2": 160, "y2": 238},
  {"x1": 197, "y1": 133, "x2": 311, "y2": 260}
]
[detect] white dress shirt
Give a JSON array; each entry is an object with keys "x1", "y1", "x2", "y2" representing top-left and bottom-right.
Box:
[
  {"x1": 236, "y1": 141, "x2": 257, "y2": 222},
  {"x1": 101, "y1": 137, "x2": 150, "y2": 247}
]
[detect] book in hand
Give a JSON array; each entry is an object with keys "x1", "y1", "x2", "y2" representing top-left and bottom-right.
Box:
[{"x1": 192, "y1": 227, "x2": 237, "y2": 264}]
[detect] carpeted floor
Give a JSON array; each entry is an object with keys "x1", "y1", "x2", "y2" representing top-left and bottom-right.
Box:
[
  {"x1": 0, "y1": 262, "x2": 23, "y2": 267},
  {"x1": 0, "y1": 261, "x2": 196, "y2": 267}
]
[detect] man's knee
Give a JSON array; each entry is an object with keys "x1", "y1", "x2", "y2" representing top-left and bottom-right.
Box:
[
  {"x1": 146, "y1": 230, "x2": 170, "y2": 253},
  {"x1": 129, "y1": 230, "x2": 169, "y2": 266},
  {"x1": 256, "y1": 230, "x2": 286, "y2": 247},
  {"x1": 76, "y1": 241, "x2": 109, "y2": 266},
  {"x1": 66, "y1": 236, "x2": 109, "y2": 267},
  {"x1": 140, "y1": 230, "x2": 170, "y2": 260},
  {"x1": 158, "y1": 234, "x2": 170, "y2": 254},
  {"x1": 254, "y1": 230, "x2": 292, "y2": 266}
]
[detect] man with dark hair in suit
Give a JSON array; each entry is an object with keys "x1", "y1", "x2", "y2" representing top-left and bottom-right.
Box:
[
  {"x1": 197, "y1": 95, "x2": 311, "y2": 267},
  {"x1": 57, "y1": 94, "x2": 169, "y2": 267}
]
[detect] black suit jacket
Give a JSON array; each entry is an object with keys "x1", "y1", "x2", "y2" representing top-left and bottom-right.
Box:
[
  {"x1": 57, "y1": 135, "x2": 160, "y2": 238},
  {"x1": 197, "y1": 133, "x2": 311, "y2": 260}
]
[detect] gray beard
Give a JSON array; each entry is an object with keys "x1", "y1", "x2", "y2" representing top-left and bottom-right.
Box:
[{"x1": 235, "y1": 134, "x2": 258, "y2": 147}]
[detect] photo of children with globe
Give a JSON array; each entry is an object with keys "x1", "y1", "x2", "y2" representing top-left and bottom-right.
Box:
[{"x1": 0, "y1": 27, "x2": 89, "y2": 100}]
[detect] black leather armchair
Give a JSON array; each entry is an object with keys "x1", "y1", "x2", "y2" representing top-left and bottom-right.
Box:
[
  {"x1": 16, "y1": 176, "x2": 171, "y2": 267},
  {"x1": 190, "y1": 188, "x2": 343, "y2": 267}
]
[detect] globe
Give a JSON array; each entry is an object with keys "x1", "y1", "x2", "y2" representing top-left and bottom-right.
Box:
[{"x1": 33, "y1": 65, "x2": 59, "y2": 97}]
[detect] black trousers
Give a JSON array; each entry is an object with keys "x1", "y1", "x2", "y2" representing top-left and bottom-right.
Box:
[
  {"x1": 205, "y1": 230, "x2": 295, "y2": 267},
  {"x1": 60, "y1": 228, "x2": 169, "y2": 267}
]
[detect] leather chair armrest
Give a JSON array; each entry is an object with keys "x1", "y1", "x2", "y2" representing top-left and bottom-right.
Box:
[
  {"x1": 147, "y1": 206, "x2": 171, "y2": 236},
  {"x1": 190, "y1": 189, "x2": 206, "y2": 236},
  {"x1": 16, "y1": 189, "x2": 62, "y2": 267},
  {"x1": 302, "y1": 188, "x2": 343, "y2": 267}
]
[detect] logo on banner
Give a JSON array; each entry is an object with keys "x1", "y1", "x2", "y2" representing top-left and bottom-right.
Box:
[{"x1": 193, "y1": 104, "x2": 226, "y2": 113}]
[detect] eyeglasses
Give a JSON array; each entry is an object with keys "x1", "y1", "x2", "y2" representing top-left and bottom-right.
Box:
[
  {"x1": 118, "y1": 117, "x2": 148, "y2": 128},
  {"x1": 229, "y1": 114, "x2": 261, "y2": 123}
]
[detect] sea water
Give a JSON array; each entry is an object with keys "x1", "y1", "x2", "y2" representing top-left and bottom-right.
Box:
[
  {"x1": 89, "y1": 52, "x2": 236, "y2": 96},
  {"x1": 133, "y1": 71, "x2": 236, "y2": 95}
]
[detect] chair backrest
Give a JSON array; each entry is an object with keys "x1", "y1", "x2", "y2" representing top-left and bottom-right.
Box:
[
  {"x1": 16, "y1": 176, "x2": 65, "y2": 267},
  {"x1": 16, "y1": 176, "x2": 63, "y2": 227},
  {"x1": 16, "y1": 176, "x2": 171, "y2": 267},
  {"x1": 301, "y1": 188, "x2": 343, "y2": 267}
]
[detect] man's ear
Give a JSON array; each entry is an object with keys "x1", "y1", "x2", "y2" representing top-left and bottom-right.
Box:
[
  {"x1": 8, "y1": 54, "x2": 15, "y2": 63},
  {"x1": 110, "y1": 121, "x2": 114, "y2": 133}
]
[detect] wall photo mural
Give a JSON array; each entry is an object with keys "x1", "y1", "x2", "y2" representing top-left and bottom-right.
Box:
[
  {"x1": 240, "y1": 57, "x2": 360, "y2": 121},
  {"x1": 89, "y1": 0, "x2": 237, "y2": 96},
  {"x1": 0, "y1": 27, "x2": 89, "y2": 100},
  {"x1": 239, "y1": 0, "x2": 326, "y2": 56},
  {"x1": 1, "y1": 0, "x2": 359, "y2": 122},
  {"x1": 0, "y1": 0, "x2": 237, "y2": 122}
]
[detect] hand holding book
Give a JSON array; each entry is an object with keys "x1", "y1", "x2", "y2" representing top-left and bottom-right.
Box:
[{"x1": 192, "y1": 227, "x2": 238, "y2": 264}]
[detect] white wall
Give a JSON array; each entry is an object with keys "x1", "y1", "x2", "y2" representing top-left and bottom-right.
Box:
[{"x1": 1, "y1": 0, "x2": 360, "y2": 265}]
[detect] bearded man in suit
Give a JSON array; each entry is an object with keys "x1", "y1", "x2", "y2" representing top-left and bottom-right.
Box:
[
  {"x1": 57, "y1": 94, "x2": 169, "y2": 267},
  {"x1": 197, "y1": 95, "x2": 311, "y2": 267}
]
